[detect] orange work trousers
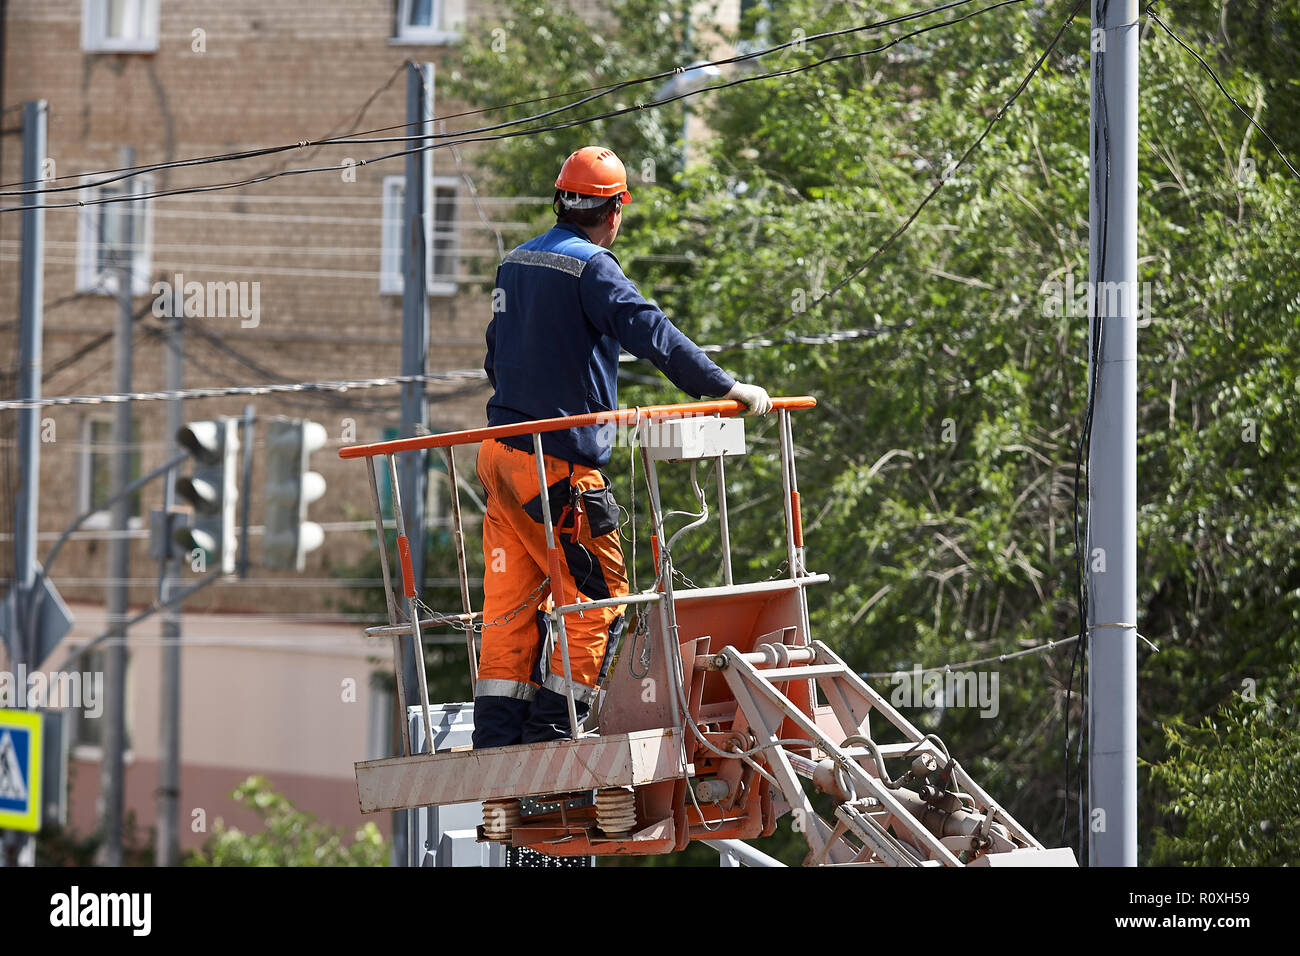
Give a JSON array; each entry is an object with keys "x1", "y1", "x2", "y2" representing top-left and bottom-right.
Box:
[{"x1": 474, "y1": 438, "x2": 628, "y2": 722}]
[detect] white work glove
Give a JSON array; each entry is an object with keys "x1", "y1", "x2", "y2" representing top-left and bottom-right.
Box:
[{"x1": 725, "y1": 382, "x2": 773, "y2": 415}]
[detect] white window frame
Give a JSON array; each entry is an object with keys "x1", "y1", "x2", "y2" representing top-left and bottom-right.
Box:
[
  {"x1": 367, "y1": 683, "x2": 394, "y2": 761},
  {"x1": 71, "y1": 646, "x2": 135, "y2": 763},
  {"x1": 76, "y1": 174, "x2": 154, "y2": 296},
  {"x1": 78, "y1": 416, "x2": 145, "y2": 531},
  {"x1": 429, "y1": 177, "x2": 460, "y2": 296},
  {"x1": 381, "y1": 174, "x2": 459, "y2": 296},
  {"x1": 392, "y1": 0, "x2": 464, "y2": 45},
  {"x1": 380, "y1": 175, "x2": 406, "y2": 296},
  {"x1": 82, "y1": 0, "x2": 160, "y2": 53}
]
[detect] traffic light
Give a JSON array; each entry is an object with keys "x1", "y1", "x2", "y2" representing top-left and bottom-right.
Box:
[
  {"x1": 173, "y1": 418, "x2": 240, "y2": 574},
  {"x1": 263, "y1": 417, "x2": 327, "y2": 571}
]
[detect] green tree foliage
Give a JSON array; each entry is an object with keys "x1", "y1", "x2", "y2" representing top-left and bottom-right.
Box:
[
  {"x1": 447, "y1": 0, "x2": 699, "y2": 198},
  {"x1": 1149, "y1": 670, "x2": 1300, "y2": 866},
  {"x1": 185, "y1": 776, "x2": 388, "y2": 867},
  {"x1": 429, "y1": 0, "x2": 1299, "y2": 864}
]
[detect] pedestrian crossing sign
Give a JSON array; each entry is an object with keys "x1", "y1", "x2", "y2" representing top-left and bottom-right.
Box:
[{"x1": 0, "y1": 710, "x2": 42, "y2": 833}]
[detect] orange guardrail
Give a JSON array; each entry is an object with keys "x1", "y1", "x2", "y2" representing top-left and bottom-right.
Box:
[{"x1": 337, "y1": 395, "x2": 817, "y2": 460}]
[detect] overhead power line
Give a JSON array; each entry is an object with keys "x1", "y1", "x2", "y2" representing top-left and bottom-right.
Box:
[
  {"x1": 0, "y1": 324, "x2": 912, "y2": 412},
  {"x1": 313, "y1": 0, "x2": 1030, "y2": 151},
  {"x1": 1145, "y1": 3, "x2": 1300, "y2": 181},
  {"x1": 859, "y1": 629, "x2": 1154, "y2": 681},
  {"x1": 0, "y1": 0, "x2": 1004, "y2": 196},
  {"x1": 0, "y1": 369, "x2": 489, "y2": 411},
  {"x1": 0, "y1": 1, "x2": 1087, "y2": 421},
  {"x1": 0, "y1": 0, "x2": 1032, "y2": 213},
  {"x1": 861, "y1": 636, "x2": 1080, "y2": 678},
  {"x1": 701, "y1": 324, "x2": 913, "y2": 351},
  {"x1": 724, "y1": 0, "x2": 1089, "y2": 353}
]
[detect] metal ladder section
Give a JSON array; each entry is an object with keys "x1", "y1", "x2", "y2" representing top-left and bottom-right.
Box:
[{"x1": 712, "y1": 639, "x2": 1050, "y2": 867}]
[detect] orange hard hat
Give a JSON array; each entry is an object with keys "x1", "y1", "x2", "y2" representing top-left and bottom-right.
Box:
[{"x1": 555, "y1": 146, "x2": 633, "y2": 204}]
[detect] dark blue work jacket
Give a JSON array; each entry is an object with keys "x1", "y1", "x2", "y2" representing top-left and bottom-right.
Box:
[{"x1": 484, "y1": 222, "x2": 735, "y2": 467}]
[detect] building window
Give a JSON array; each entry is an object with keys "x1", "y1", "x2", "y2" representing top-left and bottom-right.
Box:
[
  {"x1": 430, "y1": 180, "x2": 459, "y2": 296},
  {"x1": 82, "y1": 0, "x2": 160, "y2": 53},
  {"x1": 380, "y1": 177, "x2": 404, "y2": 296},
  {"x1": 76, "y1": 177, "x2": 154, "y2": 296},
  {"x1": 80, "y1": 417, "x2": 143, "y2": 530},
  {"x1": 393, "y1": 0, "x2": 464, "y2": 44},
  {"x1": 72, "y1": 648, "x2": 133, "y2": 757},
  {"x1": 381, "y1": 175, "x2": 459, "y2": 296},
  {"x1": 367, "y1": 681, "x2": 394, "y2": 761}
]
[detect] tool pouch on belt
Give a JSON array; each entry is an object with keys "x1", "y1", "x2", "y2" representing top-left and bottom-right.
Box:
[
  {"x1": 580, "y1": 477, "x2": 619, "y2": 538},
  {"x1": 522, "y1": 470, "x2": 619, "y2": 539}
]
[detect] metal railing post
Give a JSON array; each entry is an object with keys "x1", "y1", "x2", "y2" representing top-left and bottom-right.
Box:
[
  {"x1": 387, "y1": 453, "x2": 435, "y2": 754},
  {"x1": 778, "y1": 408, "x2": 816, "y2": 706},
  {"x1": 443, "y1": 446, "x2": 478, "y2": 686},
  {"x1": 716, "y1": 451, "x2": 733, "y2": 587},
  {"x1": 367, "y1": 456, "x2": 409, "y2": 755},
  {"x1": 532, "y1": 433, "x2": 582, "y2": 740},
  {"x1": 778, "y1": 408, "x2": 798, "y2": 582},
  {"x1": 782, "y1": 413, "x2": 814, "y2": 643},
  {"x1": 638, "y1": 437, "x2": 683, "y2": 730}
]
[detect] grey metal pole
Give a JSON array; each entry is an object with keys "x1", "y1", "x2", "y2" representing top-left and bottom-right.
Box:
[
  {"x1": 14, "y1": 101, "x2": 45, "y2": 674},
  {"x1": 3, "y1": 99, "x2": 46, "y2": 869},
  {"x1": 97, "y1": 145, "x2": 136, "y2": 868},
  {"x1": 398, "y1": 61, "x2": 432, "y2": 719},
  {"x1": 1087, "y1": 0, "x2": 1138, "y2": 868},
  {"x1": 396, "y1": 61, "x2": 433, "y2": 868},
  {"x1": 155, "y1": 311, "x2": 183, "y2": 867}
]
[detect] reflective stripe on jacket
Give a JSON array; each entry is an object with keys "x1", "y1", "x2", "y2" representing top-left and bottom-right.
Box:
[{"x1": 485, "y1": 222, "x2": 735, "y2": 467}]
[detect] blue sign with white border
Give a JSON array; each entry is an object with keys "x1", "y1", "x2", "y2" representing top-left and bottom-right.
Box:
[{"x1": 0, "y1": 709, "x2": 43, "y2": 832}]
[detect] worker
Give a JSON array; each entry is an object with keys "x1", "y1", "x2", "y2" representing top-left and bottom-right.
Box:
[{"x1": 474, "y1": 145, "x2": 772, "y2": 750}]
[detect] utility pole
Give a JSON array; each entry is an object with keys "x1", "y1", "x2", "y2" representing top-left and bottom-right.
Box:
[
  {"x1": 154, "y1": 309, "x2": 183, "y2": 866},
  {"x1": 1087, "y1": 0, "x2": 1138, "y2": 867},
  {"x1": 97, "y1": 145, "x2": 137, "y2": 867},
  {"x1": 2, "y1": 100, "x2": 47, "y2": 869},
  {"x1": 396, "y1": 61, "x2": 433, "y2": 867},
  {"x1": 400, "y1": 61, "x2": 432, "y2": 615}
]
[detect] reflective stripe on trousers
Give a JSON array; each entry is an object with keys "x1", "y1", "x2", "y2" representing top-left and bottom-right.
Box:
[
  {"x1": 474, "y1": 678, "x2": 538, "y2": 701},
  {"x1": 541, "y1": 672, "x2": 599, "y2": 705}
]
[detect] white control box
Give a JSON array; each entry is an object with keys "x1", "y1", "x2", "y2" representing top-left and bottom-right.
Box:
[
  {"x1": 407, "y1": 703, "x2": 505, "y2": 868},
  {"x1": 644, "y1": 416, "x2": 746, "y2": 462}
]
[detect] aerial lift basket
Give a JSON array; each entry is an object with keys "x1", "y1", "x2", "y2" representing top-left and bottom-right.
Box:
[{"x1": 338, "y1": 397, "x2": 1075, "y2": 866}]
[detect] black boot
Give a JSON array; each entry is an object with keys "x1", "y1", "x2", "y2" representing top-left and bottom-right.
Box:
[
  {"x1": 472, "y1": 696, "x2": 532, "y2": 749},
  {"x1": 521, "y1": 688, "x2": 590, "y2": 744}
]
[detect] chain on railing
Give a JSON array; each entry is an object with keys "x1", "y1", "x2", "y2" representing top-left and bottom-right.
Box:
[{"x1": 414, "y1": 575, "x2": 551, "y2": 634}]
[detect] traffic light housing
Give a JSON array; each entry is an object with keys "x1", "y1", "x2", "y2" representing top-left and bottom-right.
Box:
[
  {"x1": 173, "y1": 418, "x2": 240, "y2": 574},
  {"x1": 263, "y1": 417, "x2": 327, "y2": 571}
]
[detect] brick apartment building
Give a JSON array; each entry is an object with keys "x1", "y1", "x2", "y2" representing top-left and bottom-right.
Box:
[
  {"x1": 0, "y1": 0, "x2": 550, "y2": 856},
  {"x1": 0, "y1": 0, "x2": 742, "y2": 859}
]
